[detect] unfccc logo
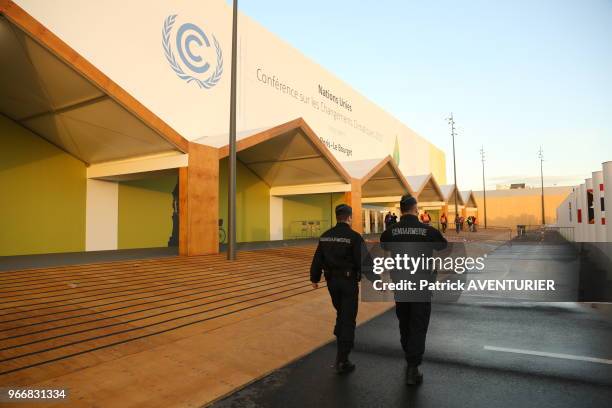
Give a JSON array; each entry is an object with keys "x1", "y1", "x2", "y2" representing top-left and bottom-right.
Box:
[{"x1": 162, "y1": 14, "x2": 223, "y2": 89}]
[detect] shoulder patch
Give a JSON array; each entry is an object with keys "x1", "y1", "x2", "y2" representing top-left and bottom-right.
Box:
[
  {"x1": 392, "y1": 227, "x2": 428, "y2": 237},
  {"x1": 320, "y1": 237, "x2": 351, "y2": 244}
]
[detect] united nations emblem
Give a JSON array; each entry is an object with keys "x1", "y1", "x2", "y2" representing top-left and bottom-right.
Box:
[{"x1": 162, "y1": 14, "x2": 223, "y2": 89}]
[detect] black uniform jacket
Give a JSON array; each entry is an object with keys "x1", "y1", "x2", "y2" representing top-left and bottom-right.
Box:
[
  {"x1": 381, "y1": 214, "x2": 447, "y2": 246},
  {"x1": 310, "y1": 223, "x2": 366, "y2": 283},
  {"x1": 380, "y1": 214, "x2": 448, "y2": 272},
  {"x1": 380, "y1": 214, "x2": 448, "y2": 301}
]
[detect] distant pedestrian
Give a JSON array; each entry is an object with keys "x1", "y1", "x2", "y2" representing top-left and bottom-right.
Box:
[
  {"x1": 440, "y1": 213, "x2": 448, "y2": 233},
  {"x1": 466, "y1": 215, "x2": 474, "y2": 232},
  {"x1": 384, "y1": 212, "x2": 393, "y2": 230},
  {"x1": 455, "y1": 215, "x2": 461, "y2": 233},
  {"x1": 420, "y1": 211, "x2": 431, "y2": 225}
]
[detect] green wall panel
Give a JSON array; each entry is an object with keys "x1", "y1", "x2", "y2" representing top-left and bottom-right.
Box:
[
  {"x1": 0, "y1": 115, "x2": 86, "y2": 256},
  {"x1": 219, "y1": 159, "x2": 270, "y2": 243},
  {"x1": 117, "y1": 174, "x2": 177, "y2": 249},
  {"x1": 282, "y1": 193, "x2": 345, "y2": 239}
]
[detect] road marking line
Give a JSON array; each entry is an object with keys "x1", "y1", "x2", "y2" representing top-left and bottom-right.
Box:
[
  {"x1": 483, "y1": 346, "x2": 612, "y2": 365},
  {"x1": 461, "y1": 294, "x2": 539, "y2": 301}
]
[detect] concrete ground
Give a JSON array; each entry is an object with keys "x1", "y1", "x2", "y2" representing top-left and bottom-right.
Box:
[
  {"x1": 0, "y1": 239, "x2": 319, "y2": 272},
  {"x1": 0, "y1": 248, "x2": 179, "y2": 272}
]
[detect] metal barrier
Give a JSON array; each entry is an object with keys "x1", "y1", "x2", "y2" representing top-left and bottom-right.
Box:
[
  {"x1": 366, "y1": 221, "x2": 513, "y2": 242},
  {"x1": 514, "y1": 225, "x2": 575, "y2": 243},
  {"x1": 367, "y1": 223, "x2": 386, "y2": 234},
  {"x1": 552, "y1": 226, "x2": 575, "y2": 242},
  {"x1": 289, "y1": 220, "x2": 331, "y2": 239}
]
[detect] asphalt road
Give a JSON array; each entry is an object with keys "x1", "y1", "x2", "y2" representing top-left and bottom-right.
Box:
[
  {"x1": 213, "y1": 241, "x2": 612, "y2": 408},
  {"x1": 212, "y1": 302, "x2": 611, "y2": 408}
]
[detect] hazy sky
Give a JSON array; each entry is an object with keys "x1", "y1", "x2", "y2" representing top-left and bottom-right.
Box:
[{"x1": 240, "y1": 0, "x2": 612, "y2": 190}]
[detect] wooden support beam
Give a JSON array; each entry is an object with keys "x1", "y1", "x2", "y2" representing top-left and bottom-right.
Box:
[
  {"x1": 344, "y1": 179, "x2": 363, "y2": 233},
  {"x1": 179, "y1": 143, "x2": 219, "y2": 255},
  {"x1": 442, "y1": 204, "x2": 449, "y2": 217}
]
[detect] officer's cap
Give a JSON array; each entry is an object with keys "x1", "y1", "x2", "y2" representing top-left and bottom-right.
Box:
[
  {"x1": 400, "y1": 194, "x2": 417, "y2": 211},
  {"x1": 335, "y1": 204, "x2": 352, "y2": 217}
]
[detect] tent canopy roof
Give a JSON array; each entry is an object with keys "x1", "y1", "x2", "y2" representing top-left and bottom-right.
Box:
[
  {"x1": 405, "y1": 174, "x2": 444, "y2": 202},
  {"x1": 342, "y1": 158, "x2": 386, "y2": 180},
  {"x1": 0, "y1": 12, "x2": 187, "y2": 165},
  {"x1": 214, "y1": 118, "x2": 351, "y2": 188},
  {"x1": 460, "y1": 190, "x2": 478, "y2": 208},
  {"x1": 342, "y1": 156, "x2": 413, "y2": 198},
  {"x1": 439, "y1": 184, "x2": 465, "y2": 206}
]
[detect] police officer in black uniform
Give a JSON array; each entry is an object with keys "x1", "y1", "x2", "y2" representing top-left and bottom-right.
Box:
[
  {"x1": 380, "y1": 195, "x2": 447, "y2": 385},
  {"x1": 310, "y1": 204, "x2": 367, "y2": 374}
]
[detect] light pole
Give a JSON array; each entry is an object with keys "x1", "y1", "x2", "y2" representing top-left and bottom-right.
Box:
[
  {"x1": 447, "y1": 113, "x2": 459, "y2": 219},
  {"x1": 538, "y1": 146, "x2": 545, "y2": 225},
  {"x1": 227, "y1": 0, "x2": 238, "y2": 260},
  {"x1": 480, "y1": 146, "x2": 487, "y2": 229}
]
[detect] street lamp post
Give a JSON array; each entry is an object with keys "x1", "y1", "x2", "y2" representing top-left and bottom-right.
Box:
[
  {"x1": 447, "y1": 113, "x2": 459, "y2": 219},
  {"x1": 480, "y1": 146, "x2": 487, "y2": 229},
  {"x1": 538, "y1": 146, "x2": 545, "y2": 225},
  {"x1": 227, "y1": 0, "x2": 238, "y2": 260}
]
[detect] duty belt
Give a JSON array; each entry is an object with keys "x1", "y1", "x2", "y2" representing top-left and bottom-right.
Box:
[{"x1": 327, "y1": 269, "x2": 354, "y2": 278}]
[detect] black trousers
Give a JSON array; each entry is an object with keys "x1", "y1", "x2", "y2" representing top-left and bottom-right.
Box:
[
  {"x1": 395, "y1": 301, "x2": 432, "y2": 366},
  {"x1": 326, "y1": 276, "x2": 359, "y2": 361}
]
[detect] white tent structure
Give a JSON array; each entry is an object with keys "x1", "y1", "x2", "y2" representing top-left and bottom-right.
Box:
[
  {"x1": 592, "y1": 171, "x2": 605, "y2": 242},
  {"x1": 439, "y1": 184, "x2": 465, "y2": 209},
  {"x1": 343, "y1": 156, "x2": 413, "y2": 201},
  {"x1": 405, "y1": 174, "x2": 444, "y2": 203},
  {"x1": 555, "y1": 160, "x2": 611, "y2": 243},
  {"x1": 342, "y1": 156, "x2": 413, "y2": 234},
  {"x1": 603, "y1": 161, "x2": 611, "y2": 242},
  {"x1": 460, "y1": 191, "x2": 478, "y2": 209}
]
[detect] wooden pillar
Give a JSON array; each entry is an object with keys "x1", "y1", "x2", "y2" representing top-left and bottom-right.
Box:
[
  {"x1": 179, "y1": 143, "x2": 219, "y2": 255},
  {"x1": 442, "y1": 204, "x2": 449, "y2": 217},
  {"x1": 374, "y1": 210, "x2": 379, "y2": 233},
  {"x1": 344, "y1": 179, "x2": 363, "y2": 233}
]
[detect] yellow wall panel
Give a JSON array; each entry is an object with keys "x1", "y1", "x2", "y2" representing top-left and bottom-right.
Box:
[
  {"x1": 219, "y1": 158, "x2": 270, "y2": 243},
  {"x1": 117, "y1": 174, "x2": 176, "y2": 249},
  {"x1": 0, "y1": 115, "x2": 86, "y2": 256},
  {"x1": 282, "y1": 193, "x2": 345, "y2": 239}
]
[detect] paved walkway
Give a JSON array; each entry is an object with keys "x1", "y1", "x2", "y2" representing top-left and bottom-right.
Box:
[{"x1": 213, "y1": 302, "x2": 612, "y2": 408}]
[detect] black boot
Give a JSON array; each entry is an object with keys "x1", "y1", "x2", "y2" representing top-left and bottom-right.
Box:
[
  {"x1": 335, "y1": 360, "x2": 356, "y2": 375},
  {"x1": 405, "y1": 365, "x2": 423, "y2": 385},
  {"x1": 335, "y1": 342, "x2": 355, "y2": 374}
]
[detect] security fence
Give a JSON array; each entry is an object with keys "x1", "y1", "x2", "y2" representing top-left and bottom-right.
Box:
[
  {"x1": 515, "y1": 225, "x2": 575, "y2": 243},
  {"x1": 288, "y1": 220, "x2": 331, "y2": 239}
]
